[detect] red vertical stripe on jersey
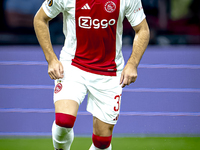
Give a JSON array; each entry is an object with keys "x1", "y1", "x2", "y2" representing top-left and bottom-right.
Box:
[{"x1": 72, "y1": 0, "x2": 120, "y2": 76}]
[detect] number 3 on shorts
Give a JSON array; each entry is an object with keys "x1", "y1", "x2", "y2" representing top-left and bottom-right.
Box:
[{"x1": 114, "y1": 94, "x2": 121, "y2": 112}]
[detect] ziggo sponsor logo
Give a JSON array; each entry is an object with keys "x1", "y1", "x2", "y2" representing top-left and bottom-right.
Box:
[{"x1": 78, "y1": 16, "x2": 116, "y2": 29}]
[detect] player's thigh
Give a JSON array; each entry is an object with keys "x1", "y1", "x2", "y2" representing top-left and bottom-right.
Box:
[
  {"x1": 87, "y1": 74, "x2": 122, "y2": 125},
  {"x1": 93, "y1": 116, "x2": 114, "y2": 136},
  {"x1": 55, "y1": 99, "x2": 79, "y2": 117},
  {"x1": 53, "y1": 61, "x2": 87, "y2": 116}
]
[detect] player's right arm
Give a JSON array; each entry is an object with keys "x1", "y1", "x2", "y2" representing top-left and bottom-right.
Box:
[{"x1": 33, "y1": 7, "x2": 63, "y2": 80}]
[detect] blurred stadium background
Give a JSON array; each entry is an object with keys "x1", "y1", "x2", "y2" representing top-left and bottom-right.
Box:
[{"x1": 0, "y1": 0, "x2": 200, "y2": 149}]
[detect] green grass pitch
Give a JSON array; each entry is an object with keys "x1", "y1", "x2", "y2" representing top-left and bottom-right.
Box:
[{"x1": 0, "y1": 137, "x2": 200, "y2": 150}]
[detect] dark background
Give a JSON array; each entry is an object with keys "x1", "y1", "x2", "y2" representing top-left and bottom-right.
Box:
[{"x1": 0, "y1": 0, "x2": 200, "y2": 45}]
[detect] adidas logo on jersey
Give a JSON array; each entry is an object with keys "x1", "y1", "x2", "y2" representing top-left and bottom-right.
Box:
[{"x1": 81, "y1": 3, "x2": 91, "y2": 10}]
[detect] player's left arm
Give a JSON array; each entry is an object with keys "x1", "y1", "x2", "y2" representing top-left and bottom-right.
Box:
[{"x1": 120, "y1": 18, "x2": 150, "y2": 88}]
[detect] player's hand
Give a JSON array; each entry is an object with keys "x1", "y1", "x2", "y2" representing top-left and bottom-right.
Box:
[
  {"x1": 47, "y1": 59, "x2": 64, "y2": 80},
  {"x1": 120, "y1": 63, "x2": 138, "y2": 88}
]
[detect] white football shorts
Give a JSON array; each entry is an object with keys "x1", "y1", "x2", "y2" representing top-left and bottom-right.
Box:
[{"x1": 53, "y1": 61, "x2": 123, "y2": 124}]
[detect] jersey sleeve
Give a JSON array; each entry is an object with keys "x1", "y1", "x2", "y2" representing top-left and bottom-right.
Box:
[
  {"x1": 125, "y1": 0, "x2": 146, "y2": 27},
  {"x1": 42, "y1": 0, "x2": 64, "y2": 18}
]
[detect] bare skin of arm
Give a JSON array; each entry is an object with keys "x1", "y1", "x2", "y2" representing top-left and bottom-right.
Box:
[
  {"x1": 120, "y1": 19, "x2": 150, "y2": 88},
  {"x1": 33, "y1": 7, "x2": 64, "y2": 80}
]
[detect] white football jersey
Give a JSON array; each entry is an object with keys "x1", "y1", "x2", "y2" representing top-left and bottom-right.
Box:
[{"x1": 42, "y1": 0, "x2": 145, "y2": 76}]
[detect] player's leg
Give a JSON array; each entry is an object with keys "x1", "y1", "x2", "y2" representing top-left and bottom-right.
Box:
[
  {"x1": 86, "y1": 74, "x2": 122, "y2": 150},
  {"x1": 52, "y1": 99, "x2": 79, "y2": 150},
  {"x1": 89, "y1": 117, "x2": 114, "y2": 150},
  {"x1": 52, "y1": 62, "x2": 87, "y2": 150}
]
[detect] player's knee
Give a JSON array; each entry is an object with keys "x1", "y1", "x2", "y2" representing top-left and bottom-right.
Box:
[
  {"x1": 92, "y1": 133, "x2": 112, "y2": 149},
  {"x1": 55, "y1": 113, "x2": 76, "y2": 128}
]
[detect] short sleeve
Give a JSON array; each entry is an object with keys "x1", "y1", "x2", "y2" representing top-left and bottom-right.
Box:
[
  {"x1": 125, "y1": 0, "x2": 146, "y2": 27},
  {"x1": 42, "y1": 0, "x2": 64, "y2": 18}
]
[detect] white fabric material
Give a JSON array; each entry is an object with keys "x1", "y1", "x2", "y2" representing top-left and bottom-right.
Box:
[
  {"x1": 42, "y1": 0, "x2": 145, "y2": 75},
  {"x1": 89, "y1": 143, "x2": 112, "y2": 150},
  {"x1": 54, "y1": 61, "x2": 122, "y2": 125},
  {"x1": 52, "y1": 121, "x2": 74, "y2": 150},
  {"x1": 86, "y1": 71, "x2": 122, "y2": 124}
]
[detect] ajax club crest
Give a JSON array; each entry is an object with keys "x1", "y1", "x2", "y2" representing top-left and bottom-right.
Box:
[{"x1": 104, "y1": 1, "x2": 116, "y2": 13}]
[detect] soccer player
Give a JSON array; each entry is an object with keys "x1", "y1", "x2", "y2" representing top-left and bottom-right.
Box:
[{"x1": 33, "y1": 0, "x2": 149, "y2": 149}]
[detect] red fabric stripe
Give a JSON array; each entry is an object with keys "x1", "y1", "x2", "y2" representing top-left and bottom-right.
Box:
[
  {"x1": 55, "y1": 113, "x2": 76, "y2": 128},
  {"x1": 92, "y1": 133, "x2": 112, "y2": 149},
  {"x1": 73, "y1": 0, "x2": 120, "y2": 76}
]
